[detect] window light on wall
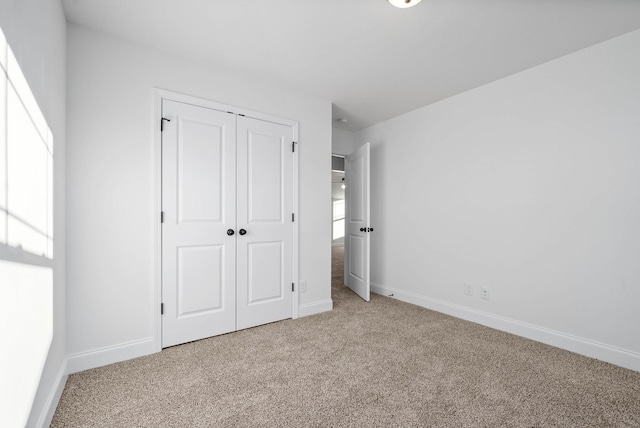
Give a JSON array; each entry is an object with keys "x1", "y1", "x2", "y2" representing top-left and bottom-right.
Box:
[{"x1": 0, "y1": 27, "x2": 54, "y2": 259}]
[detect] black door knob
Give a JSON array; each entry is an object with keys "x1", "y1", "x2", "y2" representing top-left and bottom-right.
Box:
[
  {"x1": 360, "y1": 227, "x2": 365, "y2": 232},
  {"x1": 368, "y1": 227, "x2": 374, "y2": 232},
  {"x1": 227, "y1": 229, "x2": 235, "y2": 236},
  {"x1": 239, "y1": 229, "x2": 247, "y2": 236}
]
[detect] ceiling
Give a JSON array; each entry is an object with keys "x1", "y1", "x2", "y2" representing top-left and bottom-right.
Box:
[{"x1": 61, "y1": 0, "x2": 640, "y2": 132}]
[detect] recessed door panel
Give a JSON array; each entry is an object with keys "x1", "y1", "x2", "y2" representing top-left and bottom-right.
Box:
[
  {"x1": 349, "y1": 155, "x2": 364, "y2": 222},
  {"x1": 247, "y1": 241, "x2": 283, "y2": 304},
  {"x1": 248, "y1": 132, "x2": 283, "y2": 223},
  {"x1": 349, "y1": 234, "x2": 364, "y2": 281},
  {"x1": 177, "y1": 245, "x2": 224, "y2": 316},
  {"x1": 178, "y1": 119, "x2": 224, "y2": 223}
]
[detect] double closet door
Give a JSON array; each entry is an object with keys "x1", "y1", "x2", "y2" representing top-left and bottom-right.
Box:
[{"x1": 161, "y1": 99, "x2": 294, "y2": 348}]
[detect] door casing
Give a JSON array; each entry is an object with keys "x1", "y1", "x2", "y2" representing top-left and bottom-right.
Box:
[{"x1": 152, "y1": 88, "x2": 300, "y2": 352}]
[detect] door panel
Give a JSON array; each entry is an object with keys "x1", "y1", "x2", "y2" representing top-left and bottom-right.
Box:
[
  {"x1": 162, "y1": 100, "x2": 236, "y2": 347},
  {"x1": 236, "y1": 116, "x2": 293, "y2": 330},
  {"x1": 248, "y1": 241, "x2": 283, "y2": 303},
  {"x1": 348, "y1": 235, "x2": 364, "y2": 281},
  {"x1": 349, "y1": 155, "x2": 364, "y2": 222},
  {"x1": 177, "y1": 245, "x2": 224, "y2": 316},
  {"x1": 248, "y1": 132, "x2": 283, "y2": 222},
  {"x1": 346, "y1": 143, "x2": 370, "y2": 301},
  {"x1": 178, "y1": 118, "x2": 225, "y2": 223}
]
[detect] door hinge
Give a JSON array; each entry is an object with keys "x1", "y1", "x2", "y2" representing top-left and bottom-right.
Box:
[
  {"x1": 292, "y1": 213, "x2": 295, "y2": 222},
  {"x1": 161, "y1": 211, "x2": 164, "y2": 223},
  {"x1": 292, "y1": 283, "x2": 295, "y2": 292},
  {"x1": 161, "y1": 303, "x2": 164, "y2": 315},
  {"x1": 292, "y1": 141, "x2": 297, "y2": 153},
  {"x1": 161, "y1": 117, "x2": 171, "y2": 131}
]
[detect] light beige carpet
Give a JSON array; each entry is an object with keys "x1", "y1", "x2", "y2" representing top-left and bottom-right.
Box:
[{"x1": 52, "y1": 246, "x2": 640, "y2": 427}]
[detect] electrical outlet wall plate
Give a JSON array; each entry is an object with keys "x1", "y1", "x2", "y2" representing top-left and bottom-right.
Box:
[
  {"x1": 481, "y1": 287, "x2": 490, "y2": 300},
  {"x1": 464, "y1": 282, "x2": 474, "y2": 296}
]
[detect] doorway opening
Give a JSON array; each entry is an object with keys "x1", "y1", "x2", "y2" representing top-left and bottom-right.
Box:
[
  {"x1": 331, "y1": 155, "x2": 347, "y2": 301},
  {"x1": 331, "y1": 155, "x2": 346, "y2": 248},
  {"x1": 331, "y1": 144, "x2": 371, "y2": 302}
]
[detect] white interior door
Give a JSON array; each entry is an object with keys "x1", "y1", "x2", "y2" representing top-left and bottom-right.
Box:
[
  {"x1": 345, "y1": 143, "x2": 370, "y2": 301},
  {"x1": 236, "y1": 116, "x2": 294, "y2": 330},
  {"x1": 162, "y1": 100, "x2": 237, "y2": 347}
]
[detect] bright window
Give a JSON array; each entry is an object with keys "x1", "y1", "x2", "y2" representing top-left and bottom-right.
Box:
[
  {"x1": 0, "y1": 26, "x2": 54, "y2": 428},
  {"x1": 332, "y1": 199, "x2": 345, "y2": 221},
  {"x1": 332, "y1": 199, "x2": 345, "y2": 240}
]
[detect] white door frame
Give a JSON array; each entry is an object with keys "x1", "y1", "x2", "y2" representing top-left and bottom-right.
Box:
[{"x1": 152, "y1": 88, "x2": 300, "y2": 351}]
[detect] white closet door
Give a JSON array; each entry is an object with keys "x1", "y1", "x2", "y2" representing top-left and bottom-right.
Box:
[
  {"x1": 236, "y1": 116, "x2": 294, "y2": 330},
  {"x1": 345, "y1": 142, "x2": 370, "y2": 301},
  {"x1": 162, "y1": 100, "x2": 237, "y2": 347}
]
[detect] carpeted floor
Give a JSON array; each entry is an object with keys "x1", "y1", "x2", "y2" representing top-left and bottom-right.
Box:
[{"x1": 51, "y1": 246, "x2": 640, "y2": 427}]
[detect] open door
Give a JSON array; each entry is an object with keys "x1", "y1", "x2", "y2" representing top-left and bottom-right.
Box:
[{"x1": 345, "y1": 143, "x2": 370, "y2": 301}]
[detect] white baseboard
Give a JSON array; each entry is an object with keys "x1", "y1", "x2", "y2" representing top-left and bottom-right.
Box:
[
  {"x1": 34, "y1": 358, "x2": 67, "y2": 428},
  {"x1": 371, "y1": 282, "x2": 640, "y2": 373},
  {"x1": 298, "y1": 298, "x2": 333, "y2": 318},
  {"x1": 66, "y1": 337, "x2": 157, "y2": 374}
]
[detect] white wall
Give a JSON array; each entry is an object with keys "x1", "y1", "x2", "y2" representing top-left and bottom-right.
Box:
[
  {"x1": 332, "y1": 127, "x2": 356, "y2": 156},
  {"x1": 66, "y1": 24, "x2": 332, "y2": 371},
  {"x1": 0, "y1": 0, "x2": 67, "y2": 426},
  {"x1": 356, "y1": 30, "x2": 640, "y2": 371}
]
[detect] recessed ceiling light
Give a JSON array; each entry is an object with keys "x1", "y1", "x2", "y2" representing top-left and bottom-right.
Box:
[
  {"x1": 388, "y1": 0, "x2": 422, "y2": 8},
  {"x1": 337, "y1": 118, "x2": 349, "y2": 124}
]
